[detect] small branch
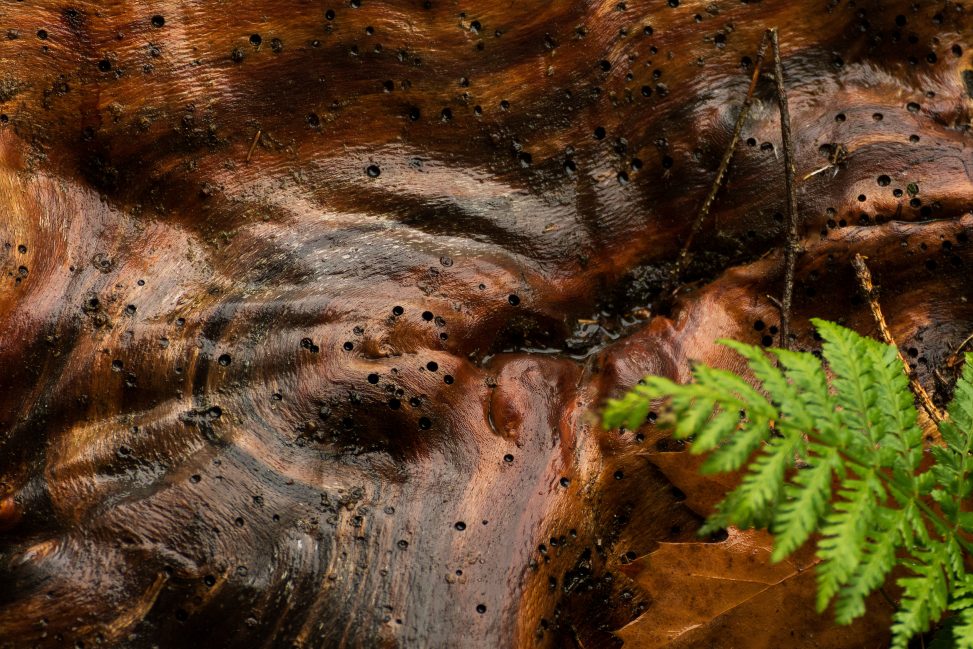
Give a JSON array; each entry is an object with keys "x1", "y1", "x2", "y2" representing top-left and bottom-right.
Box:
[
  {"x1": 246, "y1": 129, "x2": 262, "y2": 163},
  {"x1": 668, "y1": 30, "x2": 771, "y2": 291},
  {"x1": 852, "y1": 253, "x2": 945, "y2": 425},
  {"x1": 770, "y1": 28, "x2": 800, "y2": 351}
]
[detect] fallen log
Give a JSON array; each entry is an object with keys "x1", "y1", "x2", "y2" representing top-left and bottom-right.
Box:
[{"x1": 0, "y1": 1, "x2": 970, "y2": 646}]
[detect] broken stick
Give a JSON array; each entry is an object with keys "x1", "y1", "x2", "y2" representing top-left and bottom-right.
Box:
[{"x1": 852, "y1": 252, "x2": 944, "y2": 425}]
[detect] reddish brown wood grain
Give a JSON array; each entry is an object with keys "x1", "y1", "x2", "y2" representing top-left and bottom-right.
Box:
[{"x1": 0, "y1": 0, "x2": 970, "y2": 647}]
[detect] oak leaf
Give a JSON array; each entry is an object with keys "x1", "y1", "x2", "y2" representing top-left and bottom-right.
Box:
[
  {"x1": 643, "y1": 449, "x2": 741, "y2": 519},
  {"x1": 615, "y1": 528, "x2": 892, "y2": 648}
]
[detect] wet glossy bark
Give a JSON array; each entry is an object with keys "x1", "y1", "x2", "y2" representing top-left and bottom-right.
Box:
[{"x1": 0, "y1": 0, "x2": 970, "y2": 647}]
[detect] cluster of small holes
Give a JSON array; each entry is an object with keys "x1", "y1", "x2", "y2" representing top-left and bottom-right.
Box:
[{"x1": 753, "y1": 319, "x2": 780, "y2": 347}]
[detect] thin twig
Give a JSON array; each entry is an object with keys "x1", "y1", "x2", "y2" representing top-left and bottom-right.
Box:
[
  {"x1": 946, "y1": 330, "x2": 973, "y2": 368},
  {"x1": 802, "y1": 143, "x2": 848, "y2": 181},
  {"x1": 765, "y1": 294, "x2": 782, "y2": 310},
  {"x1": 770, "y1": 28, "x2": 800, "y2": 351},
  {"x1": 246, "y1": 129, "x2": 262, "y2": 163},
  {"x1": 668, "y1": 30, "x2": 771, "y2": 291},
  {"x1": 852, "y1": 253, "x2": 945, "y2": 426}
]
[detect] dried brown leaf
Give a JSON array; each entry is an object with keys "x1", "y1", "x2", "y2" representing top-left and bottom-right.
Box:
[{"x1": 615, "y1": 529, "x2": 892, "y2": 648}]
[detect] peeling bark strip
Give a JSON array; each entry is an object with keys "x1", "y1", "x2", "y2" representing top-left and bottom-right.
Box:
[{"x1": 0, "y1": 1, "x2": 971, "y2": 648}]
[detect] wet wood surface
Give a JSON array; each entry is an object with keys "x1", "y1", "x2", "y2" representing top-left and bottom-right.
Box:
[{"x1": 0, "y1": 0, "x2": 970, "y2": 646}]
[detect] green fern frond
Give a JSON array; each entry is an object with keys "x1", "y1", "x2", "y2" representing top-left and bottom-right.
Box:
[
  {"x1": 691, "y1": 363, "x2": 777, "y2": 420},
  {"x1": 698, "y1": 410, "x2": 770, "y2": 474},
  {"x1": 720, "y1": 340, "x2": 813, "y2": 431},
  {"x1": 891, "y1": 549, "x2": 950, "y2": 648},
  {"x1": 688, "y1": 407, "x2": 746, "y2": 458},
  {"x1": 940, "y1": 420, "x2": 967, "y2": 458},
  {"x1": 900, "y1": 499, "x2": 932, "y2": 547},
  {"x1": 938, "y1": 356, "x2": 973, "y2": 523},
  {"x1": 812, "y1": 318, "x2": 883, "y2": 451},
  {"x1": 953, "y1": 609, "x2": 973, "y2": 649},
  {"x1": 945, "y1": 536, "x2": 966, "y2": 580},
  {"x1": 602, "y1": 377, "x2": 669, "y2": 431},
  {"x1": 947, "y1": 354, "x2": 973, "y2": 435},
  {"x1": 863, "y1": 338, "x2": 922, "y2": 456},
  {"x1": 770, "y1": 445, "x2": 841, "y2": 562},
  {"x1": 726, "y1": 435, "x2": 801, "y2": 528},
  {"x1": 772, "y1": 346, "x2": 844, "y2": 444},
  {"x1": 602, "y1": 319, "x2": 973, "y2": 647},
  {"x1": 950, "y1": 575, "x2": 973, "y2": 649},
  {"x1": 833, "y1": 506, "x2": 904, "y2": 624},
  {"x1": 815, "y1": 471, "x2": 885, "y2": 611}
]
